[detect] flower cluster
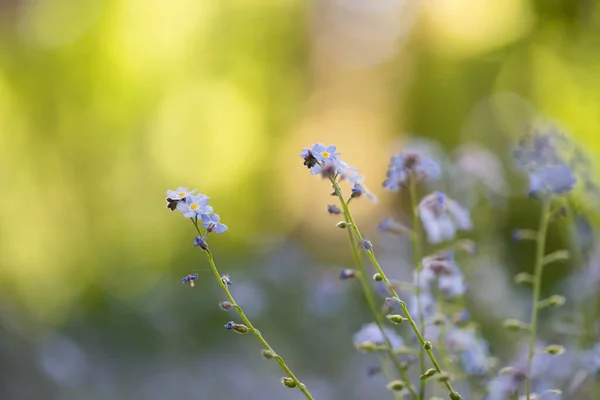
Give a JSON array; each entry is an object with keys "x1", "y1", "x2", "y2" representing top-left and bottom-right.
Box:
[
  {"x1": 513, "y1": 127, "x2": 577, "y2": 196},
  {"x1": 300, "y1": 143, "x2": 376, "y2": 202},
  {"x1": 166, "y1": 187, "x2": 228, "y2": 239},
  {"x1": 383, "y1": 150, "x2": 441, "y2": 191}
]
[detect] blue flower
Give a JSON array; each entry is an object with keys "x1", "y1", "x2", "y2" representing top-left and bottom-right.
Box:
[
  {"x1": 327, "y1": 204, "x2": 341, "y2": 215},
  {"x1": 181, "y1": 273, "x2": 198, "y2": 286},
  {"x1": 177, "y1": 194, "x2": 213, "y2": 218},
  {"x1": 584, "y1": 343, "x2": 600, "y2": 373},
  {"x1": 528, "y1": 164, "x2": 576, "y2": 196},
  {"x1": 351, "y1": 183, "x2": 377, "y2": 203},
  {"x1": 166, "y1": 187, "x2": 197, "y2": 201},
  {"x1": 224, "y1": 321, "x2": 235, "y2": 330},
  {"x1": 445, "y1": 327, "x2": 490, "y2": 376},
  {"x1": 417, "y1": 252, "x2": 467, "y2": 298},
  {"x1": 202, "y1": 213, "x2": 228, "y2": 234},
  {"x1": 383, "y1": 152, "x2": 441, "y2": 191},
  {"x1": 310, "y1": 143, "x2": 341, "y2": 162},
  {"x1": 194, "y1": 236, "x2": 208, "y2": 250},
  {"x1": 378, "y1": 217, "x2": 410, "y2": 236},
  {"x1": 221, "y1": 274, "x2": 232, "y2": 286},
  {"x1": 418, "y1": 192, "x2": 472, "y2": 244}
]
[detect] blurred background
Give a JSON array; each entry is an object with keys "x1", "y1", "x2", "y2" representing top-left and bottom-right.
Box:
[{"x1": 1, "y1": 0, "x2": 600, "y2": 399}]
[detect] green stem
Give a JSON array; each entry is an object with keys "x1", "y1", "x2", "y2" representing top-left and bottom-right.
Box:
[
  {"x1": 525, "y1": 199, "x2": 552, "y2": 400},
  {"x1": 408, "y1": 174, "x2": 426, "y2": 400},
  {"x1": 340, "y1": 197, "x2": 418, "y2": 399},
  {"x1": 196, "y1": 228, "x2": 314, "y2": 399},
  {"x1": 331, "y1": 179, "x2": 461, "y2": 400}
]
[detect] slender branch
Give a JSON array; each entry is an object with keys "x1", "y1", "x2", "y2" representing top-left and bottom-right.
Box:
[
  {"x1": 408, "y1": 173, "x2": 426, "y2": 400},
  {"x1": 194, "y1": 221, "x2": 314, "y2": 400},
  {"x1": 338, "y1": 195, "x2": 417, "y2": 399},
  {"x1": 330, "y1": 179, "x2": 461, "y2": 400},
  {"x1": 525, "y1": 199, "x2": 552, "y2": 400}
]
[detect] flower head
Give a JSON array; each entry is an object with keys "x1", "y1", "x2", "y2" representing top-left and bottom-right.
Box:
[
  {"x1": 418, "y1": 192, "x2": 472, "y2": 244},
  {"x1": 351, "y1": 183, "x2": 377, "y2": 203},
  {"x1": 202, "y1": 213, "x2": 228, "y2": 234},
  {"x1": 181, "y1": 273, "x2": 199, "y2": 287},
  {"x1": 194, "y1": 236, "x2": 208, "y2": 250},
  {"x1": 166, "y1": 187, "x2": 197, "y2": 201},
  {"x1": 311, "y1": 143, "x2": 341, "y2": 162},
  {"x1": 528, "y1": 164, "x2": 576, "y2": 196},
  {"x1": 383, "y1": 152, "x2": 441, "y2": 191},
  {"x1": 177, "y1": 194, "x2": 213, "y2": 218}
]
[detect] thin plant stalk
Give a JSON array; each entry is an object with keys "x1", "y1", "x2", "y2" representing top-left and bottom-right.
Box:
[
  {"x1": 191, "y1": 220, "x2": 315, "y2": 400},
  {"x1": 342, "y1": 197, "x2": 418, "y2": 399},
  {"x1": 408, "y1": 173, "x2": 427, "y2": 399},
  {"x1": 525, "y1": 199, "x2": 552, "y2": 400},
  {"x1": 330, "y1": 179, "x2": 461, "y2": 400}
]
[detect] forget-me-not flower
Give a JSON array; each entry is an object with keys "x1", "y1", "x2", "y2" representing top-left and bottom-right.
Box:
[
  {"x1": 177, "y1": 194, "x2": 213, "y2": 218},
  {"x1": 383, "y1": 151, "x2": 441, "y2": 191},
  {"x1": 351, "y1": 182, "x2": 377, "y2": 203},
  {"x1": 166, "y1": 187, "x2": 197, "y2": 201},
  {"x1": 181, "y1": 273, "x2": 199, "y2": 287},
  {"x1": 528, "y1": 164, "x2": 576, "y2": 196},
  {"x1": 202, "y1": 213, "x2": 228, "y2": 234},
  {"x1": 418, "y1": 192, "x2": 472, "y2": 244},
  {"x1": 311, "y1": 143, "x2": 341, "y2": 162},
  {"x1": 417, "y1": 252, "x2": 467, "y2": 298}
]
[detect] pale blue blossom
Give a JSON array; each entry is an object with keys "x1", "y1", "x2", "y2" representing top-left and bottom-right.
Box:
[
  {"x1": 202, "y1": 213, "x2": 228, "y2": 234},
  {"x1": 418, "y1": 192, "x2": 472, "y2": 244},
  {"x1": 177, "y1": 194, "x2": 213, "y2": 218}
]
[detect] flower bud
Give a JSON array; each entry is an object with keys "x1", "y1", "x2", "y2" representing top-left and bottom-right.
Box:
[
  {"x1": 327, "y1": 204, "x2": 342, "y2": 215},
  {"x1": 221, "y1": 274, "x2": 232, "y2": 286},
  {"x1": 224, "y1": 321, "x2": 249, "y2": 334},
  {"x1": 336, "y1": 221, "x2": 348, "y2": 229},
  {"x1": 436, "y1": 372, "x2": 451, "y2": 382},
  {"x1": 420, "y1": 368, "x2": 437, "y2": 380},
  {"x1": 514, "y1": 272, "x2": 534, "y2": 284},
  {"x1": 281, "y1": 377, "x2": 297, "y2": 388},
  {"x1": 385, "y1": 380, "x2": 406, "y2": 391},
  {"x1": 386, "y1": 314, "x2": 407, "y2": 324},
  {"x1": 355, "y1": 341, "x2": 377, "y2": 352},
  {"x1": 542, "y1": 344, "x2": 565, "y2": 355},
  {"x1": 193, "y1": 236, "x2": 209, "y2": 250},
  {"x1": 362, "y1": 240, "x2": 373, "y2": 251},
  {"x1": 538, "y1": 294, "x2": 566, "y2": 309},
  {"x1": 503, "y1": 319, "x2": 530, "y2": 331},
  {"x1": 261, "y1": 349, "x2": 276, "y2": 359},
  {"x1": 366, "y1": 366, "x2": 382, "y2": 377},
  {"x1": 449, "y1": 392, "x2": 462, "y2": 400},
  {"x1": 339, "y1": 268, "x2": 356, "y2": 280},
  {"x1": 219, "y1": 301, "x2": 233, "y2": 310},
  {"x1": 373, "y1": 273, "x2": 383, "y2": 282},
  {"x1": 543, "y1": 250, "x2": 569, "y2": 266},
  {"x1": 423, "y1": 341, "x2": 433, "y2": 350}
]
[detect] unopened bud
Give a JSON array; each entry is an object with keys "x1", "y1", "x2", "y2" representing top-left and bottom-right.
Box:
[
  {"x1": 423, "y1": 341, "x2": 433, "y2": 350},
  {"x1": 449, "y1": 392, "x2": 462, "y2": 400},
  {"x1": 514, "y1": 272, "x2": 534, "y2": 284},
  {"x1": 261, "y1": 349, "x2": 276, "y2": 359},
  {"x1": 327, "y1": 204, "x2": 341, "y2": 215},
  {"x1": 224, "y1": 321, "x2": 249, "y2": 334},
  {"x1": 219, "y1": 301, "x2": 233, "y2": 310},
  {"x1": 339, "y1": 268, "x2": 356, "y2": 280},
  {"x1": 373, "y1": 273, "x2": 383, "y2": 282},
  {"x1": 538, "y1": 294, "x2": 566, "y2": 308},
  {"x1": 420, "y1": 368, "x2": 437, "y2": 380},
  {"x1": 436, "y1": 372, "x2": 451, "y2": 382},
  {"x1": 503, "y1": 319, "x2": 530, "y2": 331},
  {"x1": 336, "y1": 221, "x2": 348, "y2": 229},
  {"x1": 362, "y1": 240, "x2": 373, "y2": 251},
  {"x1": 385, "y1": 380, "x2": 406, "y2": 391},
  {"x1": 542, "y1": 344, "x2": 565, "y2": 355},
  {"x1": 281, "y1": 377, "x2": 296, "y2": 388},
  {"x1": 386, "y1": 314, "x2": 407, "y2": 324},
  {"x1": 543, "y1": 250, "x2": 569, "y2": 266},
  {"x1": 355, "y1": 341, "x2": 377, "y2": 353}
]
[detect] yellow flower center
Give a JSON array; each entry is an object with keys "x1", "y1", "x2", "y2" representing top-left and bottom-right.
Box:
[
  {"x1": 322, "y1": 151, "x2": 330, "y2": 159},
  {"x1": 178, "y1": 192, "x2": 186, "y2": 197},
  {"x1": 190, "y1": 204, "x2": 199, "y2": 210}
]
